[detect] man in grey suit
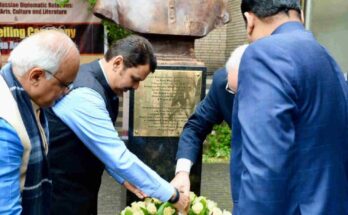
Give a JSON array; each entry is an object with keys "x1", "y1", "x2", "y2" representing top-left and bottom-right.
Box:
[{"x1": 172, "y1": 45, "x2": 248, "y2": 202}]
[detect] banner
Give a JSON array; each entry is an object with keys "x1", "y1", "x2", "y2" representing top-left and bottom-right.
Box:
[{"x1": 0, "y1": 0, "x2": 104, "y2": 65}]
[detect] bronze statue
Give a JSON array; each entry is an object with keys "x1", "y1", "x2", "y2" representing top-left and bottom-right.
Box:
[
  {"x1": 93, "y1": 0, "x2": 229, "y2": 37},
  {"x1": 94, "y1": 0, "x2": 229, "y2": 61}
]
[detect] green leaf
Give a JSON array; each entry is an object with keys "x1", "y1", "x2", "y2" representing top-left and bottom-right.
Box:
[
  {"x1": 124, "y1": 207, "x2": 134, "y2": 215},
  {"x1": 156, "y1": 202, "x2": 171, "y2": 215},
  {"x1": 55, "y1": 0, "x2": 69, "y2": 7},
  {"x1": 141, "y1": 207, "x2": 149, "y2": 215}
]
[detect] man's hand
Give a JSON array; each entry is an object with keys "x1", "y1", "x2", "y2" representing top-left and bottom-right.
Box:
[
  {"x1": 171, "y1": 172, "x2": 190, "y2": 215},
  {"x1": 171, "y1": 188, "x2": 190, "y2": 215},
  {"x1": 122, "y1": 181, "x2": 148, "y2": 199},
  {"x1": 170, "y1": 171, "x2": 190, "y2": 196}
]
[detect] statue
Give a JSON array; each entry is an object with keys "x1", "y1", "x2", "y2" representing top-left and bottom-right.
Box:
[
  {"x1": 93, "y1": 0, "x2": 229, "y2": 37},
  {"x1": 93, "y1": 0, "x2": 229, "y2": 61}
]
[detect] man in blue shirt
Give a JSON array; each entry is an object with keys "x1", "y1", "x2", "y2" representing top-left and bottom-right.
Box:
[
  {"x1": 0, "y1": 30, "x2": 80, "y2": 215},
  {"x1": 47, "y1": 35, "x2": 188, "y2": 215},
  {"x1": 172, "y1": 45, "x2": 248, "y2": 202}
]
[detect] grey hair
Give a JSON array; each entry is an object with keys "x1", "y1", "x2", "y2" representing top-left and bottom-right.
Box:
[
  {"x1": 8, "y1": 29, "x2": 78, "y2": 78},
  {"x1": 225, "y1": 44, "x2": 249, "y2": 73}
]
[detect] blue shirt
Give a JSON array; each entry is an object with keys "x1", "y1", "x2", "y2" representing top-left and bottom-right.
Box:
[
  {"x1": 52, "y1": 87, "x2": 175, "y2": 201},
  {"x1": 0, "y1": 118, "x2": 23, "y2": 215}
]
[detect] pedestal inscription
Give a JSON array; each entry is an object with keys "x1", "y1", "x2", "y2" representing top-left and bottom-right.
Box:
[
  {"x1": 134, "y1": 69, "x2": 202, "y2": 137},
  {"x1": 127, "y1": 66, "x2": 206, "y2": 205}
]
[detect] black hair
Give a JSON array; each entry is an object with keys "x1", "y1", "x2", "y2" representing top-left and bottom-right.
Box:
[
  {"x1": 241, "y1": 0, "x2": 301, "y2": 20},
  {"x1": 105, "y1": 35, "x2": 157, "y2": 73}
]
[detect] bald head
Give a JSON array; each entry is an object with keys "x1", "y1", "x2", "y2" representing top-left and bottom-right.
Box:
[
  {"x1": 9, "y1": 29, "x2": 79, "y2": 77},
  {"x1": 8, "y1": 29, "x2": 80, "y2": 107},
  {"x1": 226, "y1": 44, "x2": 248, "y2": 93}
]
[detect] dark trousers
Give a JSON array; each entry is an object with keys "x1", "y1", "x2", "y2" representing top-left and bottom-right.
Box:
[{"x1": 50, "y1": 173, "x2": 102, "y2": 215}]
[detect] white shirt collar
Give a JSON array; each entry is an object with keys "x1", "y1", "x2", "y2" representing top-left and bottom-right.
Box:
[
  {"x1": 225, "y1": 83, "x2": 235, "y2": 94},
  {"x1": 98, "y1": 60, "x2": 110, "y2": 86}
]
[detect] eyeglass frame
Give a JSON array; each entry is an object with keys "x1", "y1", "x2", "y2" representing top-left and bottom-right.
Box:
[{"x1": 43, "y1": 69, "x2": 74, "y2": 91}]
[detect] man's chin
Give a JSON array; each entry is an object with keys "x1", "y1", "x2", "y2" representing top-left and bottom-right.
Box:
[{"x1": 115, "y1": 91, "x2": 124, "y2": 96}]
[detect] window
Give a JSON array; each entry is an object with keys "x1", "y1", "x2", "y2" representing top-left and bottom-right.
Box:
[{"x1": 305, "y1": 0, "x2": 348, "y2": 77}]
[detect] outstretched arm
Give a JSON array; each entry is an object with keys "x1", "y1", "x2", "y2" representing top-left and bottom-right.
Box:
[{"x1": 53, "y1": 88, "x2": 182, "y2": 204}]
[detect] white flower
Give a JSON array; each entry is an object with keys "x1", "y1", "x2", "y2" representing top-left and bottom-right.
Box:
[
  {"x1": 121, "y1": 193, "x2": 231, "y2": 215},
  {"x1": 163, "y1": 206, "x2": 176, "y2": 215},
  {"x1": 144, "y1": 198, "x2": 152, "y2": 204},
  {"x1": 193, "y1": 196, "x2": 206, "y2": 204},
  {"x1": 120, "y1": 206, "x2": 144, "y2": 215},
  {"x1": 121, "y1": 206, "x2": 132, "y2": 215},
  {"x1": 146, "y1": 203, "x2": 157, "y2": 215},
  {"x1": 190, "y1": 192, "x2": 197, "y2": 202},
  {"x1": 131, "y1": 201, "x2": 145, "y2": 210},
  {"x1": 206, "y1": 200, "x2": 217, "y2": 211},
  {"x1": 222, "y1": 209, "x2": 232, "y2": 215},
  {"x1": 133, "y1": 210, "x2": 144, "y2": 215},
  {"x1": 192, "y1": 202, "x2": 204, "y2": 214},
  {"x1": 210, "y1": 207, "x2": 222, "y2": 215},
  {"x1": 137, "y1": 201, "x2": 146, "y2": 209},
  {"x1": 152, "y1": 198, "x2": 162, "y2": 204}
]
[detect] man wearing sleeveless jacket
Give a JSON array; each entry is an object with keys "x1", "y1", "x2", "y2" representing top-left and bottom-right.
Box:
[
  {"x1": 0, "y1": 30, "x2": 80, "y2": 215},
  {"x1": 47, "y1": 35, "x2": 188, "y2": 215}
]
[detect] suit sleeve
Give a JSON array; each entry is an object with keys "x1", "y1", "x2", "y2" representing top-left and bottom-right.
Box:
[
  {"x1": 0, "y1": 119, "x2": 22, "y2": 215},
  {"x1": 237, "y1": 45, "x2": 297, "y2": 214},
  {"x1": 176, "y1": 73, "x2": 225, "y2": 163}
]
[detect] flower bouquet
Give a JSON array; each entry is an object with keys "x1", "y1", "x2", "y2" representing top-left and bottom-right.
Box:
[{"x1": 120, "y1": 192, "x2": 231, "y2": 215}]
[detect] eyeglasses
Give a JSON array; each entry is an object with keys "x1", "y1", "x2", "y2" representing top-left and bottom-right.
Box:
[{"x1": 43, "y1": 70, "x2": 73, "y2": 91}]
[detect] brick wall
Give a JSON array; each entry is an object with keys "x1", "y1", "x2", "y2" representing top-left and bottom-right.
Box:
[{"x1": 195, "y1": 0, "x2": 247, "y2": 76}]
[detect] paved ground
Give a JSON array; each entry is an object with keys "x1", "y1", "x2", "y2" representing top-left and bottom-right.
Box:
[{"x1": 98, "y1": 163, "x2": 231, "y2": 214}]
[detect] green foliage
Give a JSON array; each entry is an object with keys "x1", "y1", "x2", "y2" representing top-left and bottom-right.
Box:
[
  {"x1": 203, "y1": 122, "x2": 231, "y2": 162},
  {"x1": 86, "y1": 0, "x2": 96, "y2": 8},
  {"x1": 84, "y1": 0, "x2": 132, "y2": 43},
  {"x1": 55, "y1": 0, "x2": 131, "y2": 44},
  {"x1": 55, "y1": 0, "x2": 95, "y2": 8},
  {"x1": 101, "y1": 20, "x2": 132, "y2": 44},
  {"x1": 55, "y1": 0, "x2": 69, "y2": 6}
]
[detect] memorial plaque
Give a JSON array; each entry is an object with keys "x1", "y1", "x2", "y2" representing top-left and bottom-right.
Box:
[
  {"x1": 127, "y1": 65, "x2": 206, "y2": 205},
  {"x1": 133, "y1": 69, "x2": 202, "y2": 137}
]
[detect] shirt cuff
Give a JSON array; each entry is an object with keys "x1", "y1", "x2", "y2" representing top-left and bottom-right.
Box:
[{"x1": 175, "y1": 158, "x2": 193, "y2": 174}]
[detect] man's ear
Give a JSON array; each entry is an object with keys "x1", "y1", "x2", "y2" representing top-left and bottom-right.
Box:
[
  {"x1": 244, "y1": 12, "x2": 255, "y2": 39},
  {"x1": 300, "y1": 10, "x2": 305, "y2": 24},
  {"x1": 28, "y1": 68, "x2": 45, "y2": 86},
  {"x1": 112, "y1": 55, "x2": 124, "y2": 71}
]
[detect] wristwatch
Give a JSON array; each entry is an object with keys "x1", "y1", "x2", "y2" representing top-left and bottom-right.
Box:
[{"x1": 168, "y1": 188, "x2": 180, "y2": 204}]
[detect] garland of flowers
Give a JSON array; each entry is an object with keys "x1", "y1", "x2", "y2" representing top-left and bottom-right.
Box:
[{"x1": 120, "y1": 192, "x2": 231, "y2": 215}]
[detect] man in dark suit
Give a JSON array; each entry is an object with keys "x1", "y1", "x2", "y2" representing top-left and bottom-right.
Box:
[
  {"x1": 232, "y1": 0, "x2": 348, "y2": 214},
  {"x1": 172, "y1": 45, "x2": 248, "y2": 199}
]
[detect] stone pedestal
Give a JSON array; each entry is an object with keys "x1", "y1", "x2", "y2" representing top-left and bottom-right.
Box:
[{"x1": 127, "y1": 64, "x2": 206, "y2": 204}]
